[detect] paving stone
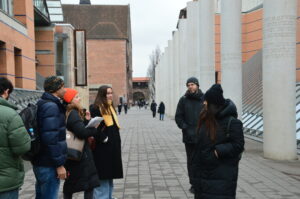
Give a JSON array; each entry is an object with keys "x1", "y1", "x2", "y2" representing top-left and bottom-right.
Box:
[{"x1": 19, "y1": 109, "x2": 300, "y2": 198}]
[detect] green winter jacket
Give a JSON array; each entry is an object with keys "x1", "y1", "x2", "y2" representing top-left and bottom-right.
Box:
[{"x1": 0, "y1": 97, "x2": 31, "y2": 192}]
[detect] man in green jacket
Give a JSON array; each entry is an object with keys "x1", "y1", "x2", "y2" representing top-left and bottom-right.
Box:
[{"x1": 0, "y1": 77, "x2": 31, "y2": 199}]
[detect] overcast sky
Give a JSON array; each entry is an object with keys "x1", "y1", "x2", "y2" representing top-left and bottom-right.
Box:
[{"x1": 61, "y1": 0, "x2": 190, "y2": 77}]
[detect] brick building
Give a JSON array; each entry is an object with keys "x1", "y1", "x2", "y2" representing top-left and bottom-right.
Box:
[
  {"x1": 62, "y1": 1, "x2": 133, "y2": 105},
  {"x1": 132, "y1": 77, "x2": 150, "y2": 104},
  {"x1": 0, "y1": 0, "x2": 91, "y2": 108},
  {"x1": 0, "y1": 0, "x2": 36, "y2": 89}
]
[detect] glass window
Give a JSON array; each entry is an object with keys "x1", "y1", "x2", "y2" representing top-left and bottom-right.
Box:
[
  {"x1": 49, "y1": 14, "x2": 63, "y2": 22},
  {"x1": 0, "y1": 0, "x2": 12, "y2": 15},
  {"x1": 48, "y1": 8, "x2": 63, "y2": 14},
  {"x1": 75, "y1": 30, "x2": 87, "y2": 86},
  {"x1": 47, "y1": 1, "x2": 61, "y2": 7}
]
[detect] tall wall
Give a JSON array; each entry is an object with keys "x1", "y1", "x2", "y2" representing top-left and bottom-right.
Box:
[
  {"x1": 35, "y1": 26, "x2": 56, "y2": 78},
  {"x1": 0, "y1": 0, "x2": 36, "y2": 89},
  {"x1": 87, "y1": 39, "x2": 128, "y2": 106},
  {"x1": 217, "y1": 1, "x2": 300, "y2": 82}
]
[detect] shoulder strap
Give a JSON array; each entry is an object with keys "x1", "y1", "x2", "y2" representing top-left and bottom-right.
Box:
[{"x1": 225, "y1": 116, "x2": 234, "y2": 138}]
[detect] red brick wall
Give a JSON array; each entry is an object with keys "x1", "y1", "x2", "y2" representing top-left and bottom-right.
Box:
[
  {"x1": 0, "y1": 0, "x2": 36, "y2": 89},
  {"x1": 35, "y1": 28, "x2": 56, "y2": 77},
  {"x1": 87, "y1": 39, "x2": 128, "y2": 105}
]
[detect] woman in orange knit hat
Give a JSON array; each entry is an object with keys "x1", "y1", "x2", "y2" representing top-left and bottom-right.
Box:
[{"x1": 63, "y1": 88, "x2": 100, "y2": 199}]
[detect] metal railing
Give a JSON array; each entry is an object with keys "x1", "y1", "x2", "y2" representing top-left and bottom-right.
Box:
[{"x1": 242, "y1": 50, "x2": 300, "y2": 150}]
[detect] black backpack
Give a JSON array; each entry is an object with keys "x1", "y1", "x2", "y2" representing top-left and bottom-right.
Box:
[{"x1": 19, "y1": 100, "x2": 49, "y2": 161}]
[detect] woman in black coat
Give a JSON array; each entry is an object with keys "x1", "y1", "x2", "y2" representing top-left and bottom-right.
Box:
[
  {"x1": 62, "y1": 88, "x2": 100, "y2": 199},
  {"x1": 90, "y1": 85, "x2": 123, "y2": 199},
  {"x1": 158, "y1": 101, "x2": 165, "y2": 120},
  {"x1": 192, "y1": 84, "x2": 244, "y2": 199}
]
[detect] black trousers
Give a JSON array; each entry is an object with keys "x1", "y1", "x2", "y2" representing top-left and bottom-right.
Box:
[
  {"x1": 152, "y1": 110, "x2": 156, "y2": 118},
  {"x1": 63, "y1": 189, "x2": 93, "y2": 199},
  {"x1": 185, "y1": 143, "x2": 196, "y2": 186}
]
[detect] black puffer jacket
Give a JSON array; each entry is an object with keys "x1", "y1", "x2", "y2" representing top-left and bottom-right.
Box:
[
  {"x1": 33, "y1": 92, "x2": 67, "y2": 167},
  {"x1": 63, "y1": 110, "x2": 100, "y2": 194},
  {"x1": 192, "y1": 99, "x2": 244, "y2": 199},
  {"x1": 175, "y1": 89, "x2": 204, "y2": 143}
]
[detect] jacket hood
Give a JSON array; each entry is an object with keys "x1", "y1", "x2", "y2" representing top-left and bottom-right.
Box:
[
  {"x1": 41, "y1": 92, "x2": 62, "y2": 104},
  {"x1": 0, "y1": 97, "x2": 17, "y2": 110},
  {"x1": 185, "y1": 89, "x2": 204, "y2": 100},
  {"x1": 216, "y1": 99, "x2": 238, "y2": 119}
]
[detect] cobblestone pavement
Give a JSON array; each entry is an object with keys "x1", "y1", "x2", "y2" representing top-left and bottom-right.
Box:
[{"x1": 20, "y1": 109, "x2": 300, "y2": 199}]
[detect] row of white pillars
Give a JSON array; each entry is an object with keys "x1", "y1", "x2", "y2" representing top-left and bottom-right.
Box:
[{"x1": 155, "y1": 0, "x2": 297, "y2": 160}]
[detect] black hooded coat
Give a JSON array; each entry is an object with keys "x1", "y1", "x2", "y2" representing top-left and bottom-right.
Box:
[{"x1": 192, "y1": 99, "x2": 244, "y2": 199}]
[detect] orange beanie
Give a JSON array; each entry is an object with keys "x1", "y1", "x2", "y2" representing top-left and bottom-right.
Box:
[{"x1": 64, "y1": 88, "x2": 78, "y2": 103}]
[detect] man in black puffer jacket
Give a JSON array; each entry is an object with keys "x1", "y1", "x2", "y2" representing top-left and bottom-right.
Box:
[
  {"x1": 32, "y1": 76, "x2": 67, "y2": 199},
  {"x1": 175, "y1": 77, "x2": 204, "y2": 194}
]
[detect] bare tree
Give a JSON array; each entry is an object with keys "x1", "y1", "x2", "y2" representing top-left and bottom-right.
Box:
[{"x1": 147, "y1": 46, "x2": 161, "y2": 100}]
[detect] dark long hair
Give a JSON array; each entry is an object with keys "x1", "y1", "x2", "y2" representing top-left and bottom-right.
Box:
[
  {"x1": 94, "y1": 85, "x2": 114, "y2": 115},
  {"x1": 198, "y1": 102, "x2": 221, "y2": 143}
]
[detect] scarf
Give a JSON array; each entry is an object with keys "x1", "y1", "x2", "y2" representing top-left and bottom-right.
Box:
[{"x1": 100, "y1": 101, "x2": 120, "y2": 129}]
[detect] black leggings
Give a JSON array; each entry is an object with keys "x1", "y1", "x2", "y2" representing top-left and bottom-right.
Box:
[{"x1": 63, "y1": 189, "x2": 93, "y2": 199}]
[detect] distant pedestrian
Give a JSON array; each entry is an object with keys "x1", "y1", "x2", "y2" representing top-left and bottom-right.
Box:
[
  {"x1": 0, "y1": 77, "x2": 31, "y2": 199},
  {"x1": 124, "y1": 103, "x2": 128, "y2": 114},
  {"x1": 192, "y1": 84, "x2": 244, "y2": 199},
  {"x1": 63, "y1": 88, "x2": 100, "y2": 199},
  {"x1": 150, "y1": 100, "x2": 157, "y2": 118},
  {"x1": 175, "y1": 77, "x2": 204, "y2": 194},
  {"x1": 158, "y1": 102, "x2": 165, "y2": 121},
  {"x1": 89, "y1": 85, "x2": 123, "y2": 199},
  {"x1": 117, "y1": 103, "x2": 122, "y2": 115},
  {"x1": 32, "y1": 76, "x2": 67, "y2": 199}
]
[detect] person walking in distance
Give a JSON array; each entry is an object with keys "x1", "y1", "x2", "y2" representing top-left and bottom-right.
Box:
[
  {"x1": 117, "y1": 103, "x2": 122, "y2": 115},
  {"x1": 32, "y1": 76, "x2": 67, "y2": 199},
  {"x1": 157, "y1": 101, "x2": 165, "y2": 121},
  {"x1": 150, "y1": 100, "x2": 157, "y2": 118},
  {"x1": 0, "y1": 77, "x2": 31, "y2": 199},
  {"x1": 175, "y1": 77, "x2": 204, "y2": 194},
  {"x1": 123, "y1": 103, "x2": 128, "y2": 114}
]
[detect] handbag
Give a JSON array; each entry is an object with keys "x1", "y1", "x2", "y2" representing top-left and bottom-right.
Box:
[{"x1": 66, "y1": 115, "x2": 85, "y2": 161}]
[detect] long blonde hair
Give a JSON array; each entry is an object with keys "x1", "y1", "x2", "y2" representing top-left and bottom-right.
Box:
[{"x1": 66, "y1": 102, "x2": 84, "y2": 120}]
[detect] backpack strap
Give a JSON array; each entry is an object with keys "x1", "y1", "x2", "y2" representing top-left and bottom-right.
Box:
[{"x1": 225, "y1": 116, "x2": 234, "y2": 138}]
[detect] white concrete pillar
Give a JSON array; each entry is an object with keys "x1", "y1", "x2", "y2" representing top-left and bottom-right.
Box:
[
  {"x1": 155, "y1": 59, "x2": 160, "y2": 104},
  {"x1": 263, "y1": 0, "x2": 297, "y2": 160},
  {"x1": 199, "y1": 0, "x2": 215, "y2": 92},
  {"x1": 178, "y1": 19, "x2": 188, "y2": 96},
  {"x1": 163, "y1": 47, "x2": 169, "y2": 114},
  {"x1": 187, "y1": 1, "x2": 200, "y2": 79},
  {"x1": 221, "y1": 0, "x2": 242, "y2": 119},
  {"x1": 172, "y1": 31, "x2": 180, "y2": 118},
  {"x1": 167, "y1": 40, "x2": 174, "y2": 117}
]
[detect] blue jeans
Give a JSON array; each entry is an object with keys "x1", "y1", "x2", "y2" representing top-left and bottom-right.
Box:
[
  {"x1": 33, "y1": 166, "x2": 60, "y2": 199},
  {"x1": 93, "y1": 180, "x2": 113, "y2": 199},
  {"x1": 160, "y1": 114, "x2": 164, "y2": 120},
  {"x1": 0, "y1": 189, "x2": 19, "y2": 199}
]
